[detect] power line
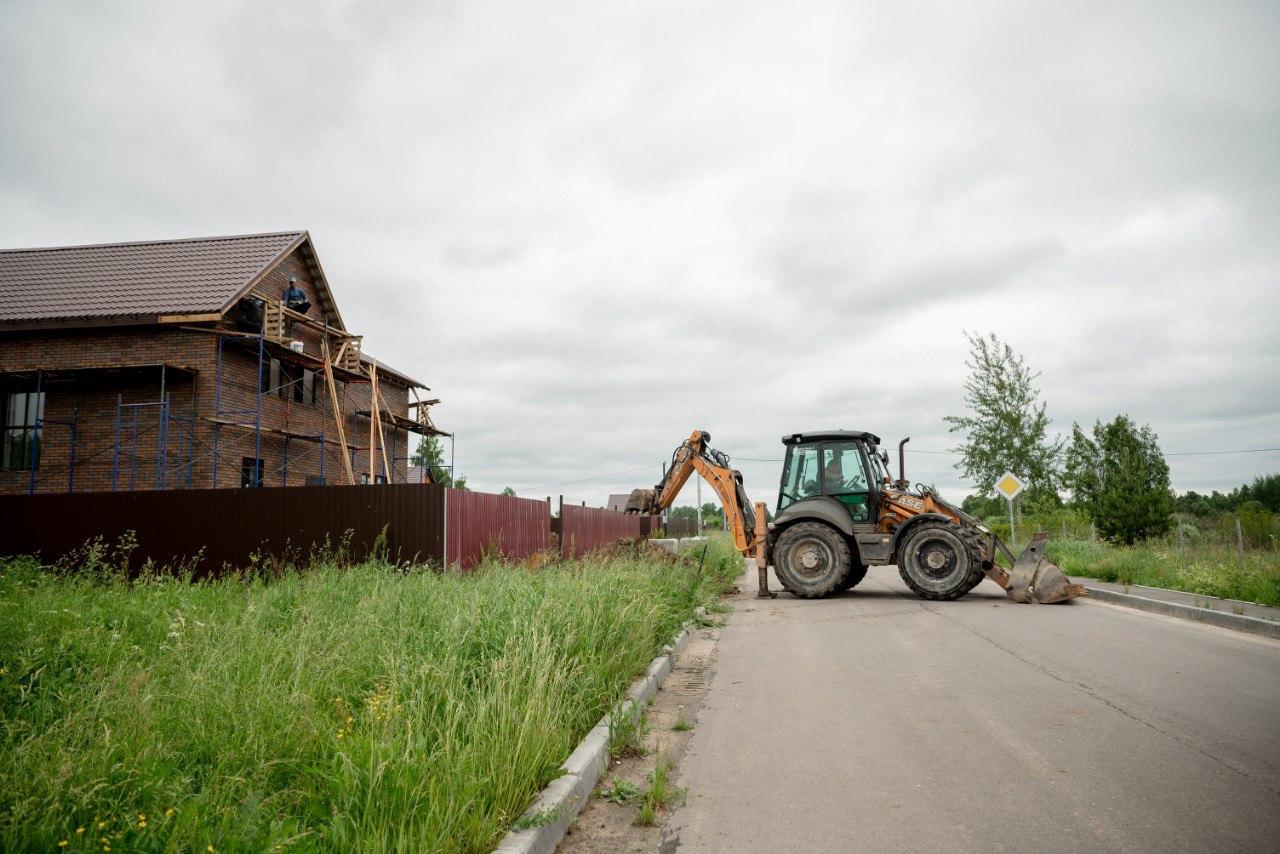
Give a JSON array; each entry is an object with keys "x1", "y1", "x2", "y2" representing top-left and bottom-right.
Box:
[
  {"x1": 1165, "y1": 447, "x2": 1280, "y2": 456},
  {"x1": 511, "y1": 443, "x2": 1280, "y2": 497},
  {"x1": 514, "y1": 464, "x2": 657, "y2": 494}
]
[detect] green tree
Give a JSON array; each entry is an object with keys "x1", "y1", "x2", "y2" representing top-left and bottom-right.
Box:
[
  {"x1": 944, "y1": 332, "x2": 1062, "y2": 503},
  {"x1": 668, "y1": 505, "x2": 698, "y2": 521},
  {"x1": 1065, "y1": 415, "x2": 1174, "y2": 544},
  {"x1": 1237, "y1": 473, "x2": 1280, "y2": 513},
  {"x1": 700, "y1": 501, "x2": 723, "y2": 529},
  {"x1": 410, "y1": 436, "x2": 466, "y2": 490},
  {"x1": 500, "y1": 486, "x2": 516, "y2": 496}
]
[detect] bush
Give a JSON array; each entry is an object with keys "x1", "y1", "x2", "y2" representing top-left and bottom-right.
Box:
[{"x1": 1237, "y1": 501, "x2": 1278, "y2": 549}]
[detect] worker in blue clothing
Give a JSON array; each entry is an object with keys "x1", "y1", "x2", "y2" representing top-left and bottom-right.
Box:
[{"x1": 282, "y1": 276, "x2": 311, "y2": 314}]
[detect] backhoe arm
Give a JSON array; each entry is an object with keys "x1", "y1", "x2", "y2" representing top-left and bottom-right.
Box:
[{"x1": 625, "y1": 430, "x2": 759, "y2": 555}]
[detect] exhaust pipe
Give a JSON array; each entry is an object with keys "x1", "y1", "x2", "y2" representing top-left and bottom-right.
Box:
[{"x1": 897, "y1": 437, "x2": 910, "y2": 487}]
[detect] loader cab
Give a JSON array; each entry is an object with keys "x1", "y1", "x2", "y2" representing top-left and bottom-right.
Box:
[{"x1": 777, "y1": 430, "x2": 883, "y2": 526}]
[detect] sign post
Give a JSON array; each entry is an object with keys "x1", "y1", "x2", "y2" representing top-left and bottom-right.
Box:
[{"x1": 995, "y1": 471, "x2": 1026, "y2": 549}]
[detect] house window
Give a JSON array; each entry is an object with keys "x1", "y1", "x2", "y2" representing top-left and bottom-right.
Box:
[
  {"x1": 305, "y1": 474, "x2": 325, "y2": 486},
  {"x1": 295, "y1": 369, "x2": 316, "y2": 405},
  {"x1": 260, "y1": 358, "x2": 282, "y2": 396},
  {"x1": 2, "y1": 391, "x2": 44, "y2": 471},
  {"x1": 374, "y1": 474, "x2": 387, "y2": 484},
  {"x1": 240, "y1": 456, "x2": 264, "y2": 488}
]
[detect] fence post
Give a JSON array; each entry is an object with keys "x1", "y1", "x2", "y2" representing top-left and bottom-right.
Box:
[
  {"x1": 1236, "y1": 516, "x2": 1245, "y2": 569},
  {"x1": 559, "y1": 495, "x2": 565, "y2": 559},
  {"x1": 1090, "y1": 522, "x2": 1097, "y2": 544}
]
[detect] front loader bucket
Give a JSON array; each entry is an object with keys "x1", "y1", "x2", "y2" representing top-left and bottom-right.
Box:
[{"x1": 1005, "y1": 532, "x2": 1087, "y2": 604}]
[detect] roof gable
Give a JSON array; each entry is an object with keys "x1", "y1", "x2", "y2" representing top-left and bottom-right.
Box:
[{"x1": 0, "y1": 230, "x2": 346, "y2": 329}]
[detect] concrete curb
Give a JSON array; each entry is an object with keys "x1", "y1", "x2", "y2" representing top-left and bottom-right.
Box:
[
  {"x1": 492, "y1": 606, "x2": 707, "y2": 854},
  {"x1": 1084, "y1": 586, "x2": 1280, "y2": 640}
]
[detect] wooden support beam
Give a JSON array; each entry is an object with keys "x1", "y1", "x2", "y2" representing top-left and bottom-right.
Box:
[
  {"x1": 321, "y1": 337, "x2": 356, "y2": 485},
  {"x1": 371, "y1": 365, "x2": 392, "y2": 483},
  {"x1": 368, "y1": 364, "x2": 377, "y2": 483}
]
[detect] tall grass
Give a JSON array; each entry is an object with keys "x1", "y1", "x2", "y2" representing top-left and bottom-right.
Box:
[
  {"x1": 1046, "y1": 539, "x2": 1280, "y2": 607},
  {"x1": 977, "y1": 506, "x2": 1280, "y2": 607},
  {"x1": 0, "y1": 540, "x2": 741, "y2": 852}
]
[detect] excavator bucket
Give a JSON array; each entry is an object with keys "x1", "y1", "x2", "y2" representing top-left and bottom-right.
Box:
[
  {"x1": 624, "y1": 488, "x2": 657, "y2": 514},
  {"x1": 1004, "y1": 532, "x2": 1087, "y2": 604}
]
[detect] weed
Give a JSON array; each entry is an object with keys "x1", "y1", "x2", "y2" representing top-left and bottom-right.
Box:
[
  {"x1": 512, "y1": 805, "x2": 563, "y2": 831},
  {"x1": 609, "y1": 707, "x2": 651, "y2": 758},
  {"x1": 705, "y1": 602, "x2": 731, "y2": 614},
  {"x1": 634, "y1": 801, "x2": 657, "y2": 827},
  {"x1": 598, "y1": 778, "x2": 640, "y2": 805},
  {"x1": 671, "y1": 716, "x2": 693, "y2": 732},
  {"x1": 644, "y1": 752, "x2": 685, "y2": 810},
  {"x1": 633, "y1": 751, "x2": 686, "y2": 826}
]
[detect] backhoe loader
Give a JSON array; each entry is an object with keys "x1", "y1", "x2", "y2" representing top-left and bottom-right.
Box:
[{"x1": 626, "y1": 430, "x2": 1084, "y2": 604}]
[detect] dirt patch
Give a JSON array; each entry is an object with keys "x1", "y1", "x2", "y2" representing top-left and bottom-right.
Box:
[{"x1": 558, "y1": 616, "x2": 727, "y2": 852}]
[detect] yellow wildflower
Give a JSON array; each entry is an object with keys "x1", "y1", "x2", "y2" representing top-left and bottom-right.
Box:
[
  {"x1": 58, "y1": 841, "x2": 69, "y2": 848},
  {"x1": 97, "y1": 821, "x2": 106, "y2": 829},
  {"x1": 76, "y1": 827, "x2": 85, "y2": 834},
  {"x1": 208, "y1": 845, "x2": 216, "y2": 852},
  {"x1": 164, "y1": 808, "x2": 174, "y2": 818}
]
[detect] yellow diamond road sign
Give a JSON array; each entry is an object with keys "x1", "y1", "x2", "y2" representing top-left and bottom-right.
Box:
[{"x1": 996, "y1": 471, "x2": 1025, "y2": 501}]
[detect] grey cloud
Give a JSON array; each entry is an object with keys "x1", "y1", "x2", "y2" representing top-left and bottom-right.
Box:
[{"x1": 2, "y1": 0, "x2": 1277, "y2": 503}]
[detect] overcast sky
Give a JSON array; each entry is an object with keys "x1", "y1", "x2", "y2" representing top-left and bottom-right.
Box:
[{"x1": 2, "y1": 1, "x2": 1277, "y2": 506}]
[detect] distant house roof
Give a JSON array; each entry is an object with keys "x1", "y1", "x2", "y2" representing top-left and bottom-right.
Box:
[
  {"x1": 606, "y1": 493, "x2": 630, "y2": 512},
  {"x1": 407, "y1": 465, "x2": 436, "y2": 485},
  {"x1": 0, "y1": 230, "x2": 345, "y2": 329}
]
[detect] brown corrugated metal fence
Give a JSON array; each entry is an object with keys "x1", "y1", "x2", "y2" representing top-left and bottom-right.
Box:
[
  {"x1": 0, "y1": 486, "x2": 663, "y2": 574},
  {"x1": 661, "y1": 517, "x2": 699, "y2": 538},
  {"x1": 559, "y1": 503, "x2": 653, "y2": 559},
  {"x1": 0, "y1": 484, "x2": 445, "y2": 575},
  {"x1": 445, "y1": 489, "x2": 551, "y2": 568}
]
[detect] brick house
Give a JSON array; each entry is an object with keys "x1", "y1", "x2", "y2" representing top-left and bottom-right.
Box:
[{"x1": 0, "y1": 231, "x2": 447, "y2": 494}]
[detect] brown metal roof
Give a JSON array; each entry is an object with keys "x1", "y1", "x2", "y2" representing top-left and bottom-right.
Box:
[
  {"x1": 0, "y1": 231, "x2": 305, "y2": 324},
  {"x1": 360, "y1": 352, "x2": 429, "y2": 389}
]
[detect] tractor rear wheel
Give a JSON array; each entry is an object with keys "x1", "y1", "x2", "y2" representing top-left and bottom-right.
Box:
[
  {"x1": 897, "y1": 521, "x2": 985, "y2": 601},
  {"x1": 773, "y1": 522, "x2": 850, "y2": 598}
]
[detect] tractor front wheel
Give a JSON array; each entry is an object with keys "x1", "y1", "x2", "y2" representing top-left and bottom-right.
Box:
[
  {"x1": 773, "y1": 522, "x2": 850, "y2": 598},
  {"x1": 897, "y1": 521, "x2": 985, "y2": 601}
]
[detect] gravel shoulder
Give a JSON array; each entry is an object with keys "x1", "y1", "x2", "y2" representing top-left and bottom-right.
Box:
[{"x1": 558, "y1": 615, "x2": 727, "y2": 852}]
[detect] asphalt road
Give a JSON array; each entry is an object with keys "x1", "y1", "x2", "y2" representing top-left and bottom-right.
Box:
[{"x1": 664, "y1": 563, "x2": 1280, "y2": 852}]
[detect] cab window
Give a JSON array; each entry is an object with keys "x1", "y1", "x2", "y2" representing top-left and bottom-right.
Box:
[
  {"x1": 779, "y1": 444, "x2": 821, "y2": 508},
  {"x1": 820, "y1": 441, "x2": 870, "y2": 522},
  {"x1": 820, "y1": 442, "x2": 868, "y2": 493}
]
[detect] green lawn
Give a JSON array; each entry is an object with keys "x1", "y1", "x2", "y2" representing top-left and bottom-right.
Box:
[
  {"x1": 0, "y1": 539, "x2": 742, "y2": 853},
  {"x1": 1046, "y1": 539, "x2": 1280, "y2": 607}
]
